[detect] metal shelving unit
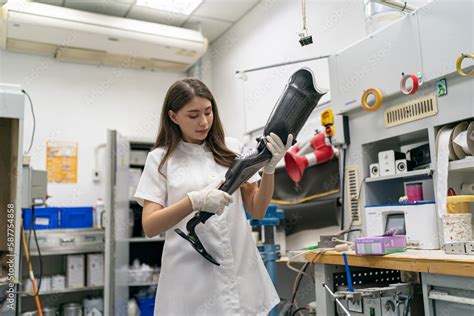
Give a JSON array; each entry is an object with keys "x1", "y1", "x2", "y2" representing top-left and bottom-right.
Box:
[
  {"x1": 18, "y1": 227, "x2": 106, "y2": 313},
  {"x1": 128, "y1": 237, "x2": 165, "y2": 243},
  {"x1": 360, "y1": 129, "x2": 437, "y2": 208},
  {"x1": 127, "y1": 140, "x2": 162, "y2": 305},
  {"x1": 448, "y1": 157, "x2": 474, "y2": 173},
  {"x1": 21, "y1": 285, "x2": 103, "y2": 297},
  {"x1": 128, "y1": 282, "x2": 157, "y2": 287},
  {"x1": 29, "y1": 248, "x2": 104, "y2": 256},
  {"x1": 25, "y1": 228, "x2": 105, "y2": 256},
  {"x1": 365, "y1": 168, "x2": 433, "y2": 183},
  {"x1": 130, "y1": 164, "x2": 146, "y2": 169}
]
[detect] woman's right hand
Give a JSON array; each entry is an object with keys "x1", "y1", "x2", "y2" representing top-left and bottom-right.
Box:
[{"x1": 187, "y1": 180, "x2": 233, "y2": 215}]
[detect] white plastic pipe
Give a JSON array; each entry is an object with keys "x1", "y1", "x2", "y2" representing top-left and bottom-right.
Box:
[{"x1": 379, "y1": 0, "x2": 417, "y2": 12}]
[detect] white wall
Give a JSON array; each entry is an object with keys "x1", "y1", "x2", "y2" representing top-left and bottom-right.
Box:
[
  {"x1": 0, "y1": 1, "x2": 369, "y2": 208},
  {"x1": 209, "y1": 0, "x2": 368, "y2": 139},
  {"x1": 208, "y1": 1, "x2": 438, "y2": 251},
  {"x1": 207, "y1": 0, "x2": 371, "y2": 251},
  {"x1": 0, "y1": 50, "x2": 183, "y2": 206}
]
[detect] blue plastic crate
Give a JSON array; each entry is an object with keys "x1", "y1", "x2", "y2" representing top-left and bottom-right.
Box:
[
  {"x1": 136, "y1": 296, "x2": 155, "y2": 316},
  {"x1": 60, "y1": 207, "x2": 93, "y2": 228},
  {"x1": 22, "y1": 208, "x2": 60, "y2": 230}
]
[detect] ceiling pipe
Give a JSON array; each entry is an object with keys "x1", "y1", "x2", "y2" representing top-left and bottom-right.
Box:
[{"x1": 377, "y1": 0, "x2": 417, "y2": 13}]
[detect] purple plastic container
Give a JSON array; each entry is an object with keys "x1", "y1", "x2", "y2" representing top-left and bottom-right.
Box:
[{"x1": 354, "y1": 235, "x2": 407, "y2": 255}]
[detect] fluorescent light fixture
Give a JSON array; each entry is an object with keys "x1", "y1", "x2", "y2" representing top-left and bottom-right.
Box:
[{"x1": 136, "y1": 0, "x2": 203, "y2": 15}]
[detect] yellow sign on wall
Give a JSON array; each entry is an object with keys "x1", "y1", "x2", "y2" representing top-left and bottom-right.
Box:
[{"x1": 46, "y1": 141, "x2": 78, "y2": 183}]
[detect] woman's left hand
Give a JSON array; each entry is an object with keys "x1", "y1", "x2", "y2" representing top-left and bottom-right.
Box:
[{"x1": 262, "y1": 132, "x2": 293, "y2": 174}]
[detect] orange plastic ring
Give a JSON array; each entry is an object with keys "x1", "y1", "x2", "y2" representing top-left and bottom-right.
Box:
[{"x1": 361, "y1": 88, "x2": 383, "y2": 112}]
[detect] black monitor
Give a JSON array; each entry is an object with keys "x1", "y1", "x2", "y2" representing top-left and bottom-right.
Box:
[{"x1": 385, "y1": 213, "x2": 406, "y2": 235}]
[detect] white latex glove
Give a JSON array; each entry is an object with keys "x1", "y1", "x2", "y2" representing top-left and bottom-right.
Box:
[
  {"x1": 263, "y1": 133, "x2": 294, "y2": 174},
  {"x1": 187, "y1": 179, "x2": 233, "y2": 215}
]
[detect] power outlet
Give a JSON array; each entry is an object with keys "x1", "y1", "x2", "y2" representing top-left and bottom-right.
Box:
[
  {"x1": 466, "y1": 242, "x2": 474, "y2": 255},
  {"x1": 348, "y1": 299, "x2": 363, "y2": 313},
  {"x1": 93, "y1": 170, "x2": 100, "y2": 183}
]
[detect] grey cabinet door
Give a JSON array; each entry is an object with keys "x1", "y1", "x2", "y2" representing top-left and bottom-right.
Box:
[{"x1": 104, "y1": 130, "x2": 130, "y2": 316}]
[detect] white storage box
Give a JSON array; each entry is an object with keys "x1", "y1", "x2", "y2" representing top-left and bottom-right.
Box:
[
  {"x1": 128, "y1": 268, "x2": 153, "y2": 285},
  {"x1": 129, "y1": 168, "x2": 142, "y2": 199},
  {"x1": 41, "y1": 276, "x2": 52, "y2": 292},
  {"x1": 67, "y1": 254, "x2": 85, "y2": 288},
  {"x1": 52, "y1": 274, "x2": 66, "y2": 291},
  {"x1": 130, "y1": 150, "x2": 147, "y2": 166},
  {"x1": 23, "y1": 279, "x2": 32, "y2": 293},
  {"x1": 87, "y1": 254, "x2": 104, "y2": 287}
]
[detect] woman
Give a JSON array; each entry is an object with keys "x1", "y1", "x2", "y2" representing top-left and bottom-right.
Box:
[{"x1": 134, "y1": 78, "x2": 292, "y2": 315}]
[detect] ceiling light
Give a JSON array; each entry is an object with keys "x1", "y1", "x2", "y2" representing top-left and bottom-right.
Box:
[{"x1": 136, "y1": 0, "x2": 203, "y2": 15}]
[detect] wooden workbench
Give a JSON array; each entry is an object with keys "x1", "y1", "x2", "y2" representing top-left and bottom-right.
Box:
[
  {"x1": 304, "y1": 249, "x2": 474, "y2": 277},
  {"x1": 303, "y1": 249, "x2": 474, "y2": 315}
]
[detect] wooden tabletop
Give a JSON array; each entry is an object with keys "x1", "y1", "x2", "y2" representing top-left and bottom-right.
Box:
[{"x1": 303, "y1": 249, "x2": 474, "y2": 277}]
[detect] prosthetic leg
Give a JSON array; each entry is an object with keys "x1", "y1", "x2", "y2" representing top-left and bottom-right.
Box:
[{"x1": 175, "y1": 68, "x2": 327, "y2": 265}]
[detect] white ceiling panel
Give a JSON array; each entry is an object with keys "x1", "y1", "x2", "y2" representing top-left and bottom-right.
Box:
[
  {"x1": 33, "y1": 0, "x2": 65, "y2": 6},
  {"x1": 64, "y1": 0, "x2": 134, "y2": 17},
  {"x1": 31, "y1": 0, "x2": 260, "y2": 47},
  {"x1": 184, "y1": 16, "x2": 232, "y2": 42},
  {"x1": 127, "y1": 5, "x2": 188, "y2": 26},
  {"x1": 192, "y1": 0, "x2": 259, "y2": 22}
]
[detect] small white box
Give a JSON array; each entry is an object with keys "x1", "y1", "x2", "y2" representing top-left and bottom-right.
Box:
[
  {"x1": 87, "y1": 254, "x2": 104, "y2": 287},
  {"x1": 67, "y1": 255, "x2": 85, "y2": 288},
  {"x1": 130, "y1": 150, "x2": 147, "y2": 166},
  {"x1": 41, "y1": 276, "x2": 52, "y2": 292},
  {"x1": 378, "y1": 150, "x2": 405, "y2": 176},
  {"x1": 52, "y1": 275, "x2": 66, "y2": 291},
  {"x1": 129, "y1": 168, "x2": 142, "y2": 199},
  {"x1": 23, "y1": 279, "x2": 33, "y2": 293}
]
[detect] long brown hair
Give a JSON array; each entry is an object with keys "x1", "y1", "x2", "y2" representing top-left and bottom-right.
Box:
[{"x1": 154, "y1": 78, "x2": 237, "y2": 177}]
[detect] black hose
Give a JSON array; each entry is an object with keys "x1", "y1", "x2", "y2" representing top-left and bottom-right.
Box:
[
  {"x1": 288, "y1": 262, "x2": 309, "y2": 315},
  {"x1": 28, "y1": 205, "x2": 43, "y2": 294},
  {"x1": 291, "y1": 307, "x2": 308, "y2": 316},
  {"x1": 403, "y1": 295, "x2": 413, "y2": 316},
  {"x1": 32, "y1": 218, "x2": 43, "y2": 294},
  {"x1": 340, "y1": 148, "x2": 346, "y2": 230}
]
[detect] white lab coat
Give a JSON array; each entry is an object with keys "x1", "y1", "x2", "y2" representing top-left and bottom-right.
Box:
[{"x1": 134, "y1": 137, "x2": 280, "y2": 316}]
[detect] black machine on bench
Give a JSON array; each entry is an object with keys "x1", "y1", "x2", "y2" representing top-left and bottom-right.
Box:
[{"x1": 175, "y1": 68, "x2": 327, "y2": 265}]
